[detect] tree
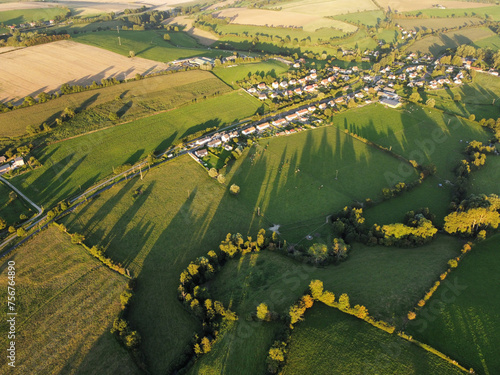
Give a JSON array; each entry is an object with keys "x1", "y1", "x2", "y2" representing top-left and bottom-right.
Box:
[
  {"x1": 256, "y1": 302, "x2": 269, "y2": 320},
  {"x1": 8, "y1": 226, "x2": 16, "y2": 233},
  {"x1": 208, "y1": 168, "x2": 218, "y2": 178},
  {"x1": 230, "y1": 184, "x2": 240, "y2": 195},
  {"x1": 338, "y1": 293, "x2": 350, "y2": 310},
  {"x1": 124, "y1": 331, "x2": 141, "y2": 348},
  {"x1": 407, "y1": 311, "x2": 416, "y2": 320},
  {"x1": 129, "y1": 50, "x2": 135, "y2": 57},
  {"x1": 71, "y1": 233, "x2": 85, "y2": 244},
  {"x1": 217, "y1": 174, "x2": 226, "y2": 184},
  {"x1": 307, "y1": 243, "x2": 329, "y2": 264},
  {"x1": 16, "y1": 227, "x2": 27, "y2": 237},
  {"x1": 454, "y1": 93, "x2": 462, "y2": 102},
  {"x1": 163, "y1": 33, "x2": 171, "y2": 41},
  {"x1": 0, "y1": 218, "x2": 6, "y2": 230},
  {"x1": 309, "y1": 280, "x2": 324, "y2": 300},
  {"x1": 409, "y1": 92, "x2": 422, "y2": 103},
  {"x1": 120, "y1": 290, "x2": 133, "y2": 307},
  {"x1": 469, "y1": 114, "x2": 475, "y2": 121},
  {"x1": 109, "y1": 112, "x2": 119, "y2": 121}
]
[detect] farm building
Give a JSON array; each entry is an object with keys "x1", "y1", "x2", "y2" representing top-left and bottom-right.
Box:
[
  {"x1": 0, "y1": 156, "x2": 6, "y2": 163},
  {"x1": 196, "y1": 137, "x2": 211, "y2": 146},
  {"x1": 195, "y1": 149, "x2": 208, "y2": 158},
  {"x1": 0, "y1": 164, "x2": 11, "y2": 174},
  {"x1": 12, "y1": 157, "x2": 24, "y2": 168}
]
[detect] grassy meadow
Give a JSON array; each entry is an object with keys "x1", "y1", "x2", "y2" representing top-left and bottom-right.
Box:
[
  {"x1": 424, "y1": 73, "x2": 500, "y2": 121},
  {"x1": 12, "y1": 91, "x2": 262, "y2": 208},
  {"x1": 404, "y1": 6, "x2": 500, "y2": 21},
  {"x1": 213, "y1": 60, "x2": 289, "y2": 88},
  {"x1": 0, "y1": 182, "x2": 33, "y2": 227},
  {"x1": 0, "y1": 226, "x2": 138, "y2": 374},
  {"x1": 228, "y1": 125, "x2": 419, "y2": 239},
  {"x1": 283, "y1": 304, "x2": 463, "y2": 375},
  {"x1": 72, "y1": 30, "x2": 230, "y2": 63},
  {"x1": 333, "y1": 10, "x2": 385, "y2": 27},
  {"x1": 406, "y1": 234, "x2": 500, "y2": 375},
  {"x1": 0, "y1": 70, "x2": 232, "y2": 138},
  {"x1": 0, "y1": 7, "x2": 67, "y2": 25},
  {"x1": 469, "y1": 155, "x2": 500, "y2": 196},
  {"x1": 397, "y1": 16, "x2": 482, "y2": 31},
  {"x1": 190, "y1": 235, "x2": 462, "y2": 374},
  {"x1": 274, "y1": 0, "x2": 378, "y2": 16},
  {"x1": 332, "y1": 103, "x2": 490, "y2": 180},
  {"x1": 408, "y1": 27, "x2": 496, "y2": 55}
]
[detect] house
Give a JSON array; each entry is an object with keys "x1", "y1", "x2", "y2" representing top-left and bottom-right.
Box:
[
  {"x1": 224, "y1": 145, "x2": 233, "y2": 151},
  {"x1": 195, "y1": 149, "x2": 208, "y2": 158},
  {"x1": 355, "y1": 92, "x2": 364, "y2": 99},
  {"x1": 247, "y1": 87, "x2": 257, "y2": 93},
  {"x1": 258, "y1": 93, "x2": 267, "y2": 100},
  {"x1": 293, "y1": 63, "x2": 300, "y2": 68},
  {"x1": 257, "y1": 122, "x2": 270, "y2": 132},
  {"x1": 196, "y1": 137, "x2": 211, "y2": 145},
  {"x1": 332, "y1": 66, "x2": 340, "y2": 72},
  {"x1": 207, "y1": 139, "x2": 222, "y2": 148},
  {"x1": 310, "y1": 69, "x2": 316, "y2": 74},
  {"x1": 286, "y1": 113, "x2": 298, "y2": 121},
  {"x1": 380, "y1": 97, "x2": 401, "y2": 108},
  {"x1": 320, "y1": 78, "x2": 329, "y2": 86},
  {"x1": 280, "y1": 81, "x2": 288, "y2": 88},
  {"x1": 308, "y1": 105, "x2": 316, "y2": 112},
  {"x1": 257, "y1": 83, "x2": 267, "y2": 90},
  {"x1": 294, "y1": 88, "x2": 302, "y2": 95},
  {"x1": 296, "y1": 109, "x2": 308, "y2": 117},
  {"x1": 221, "y1": 134, "x2": 230, "y2": 142},
  {"x1": 310, "y1": 73, "x2": 317, "y2": 80},
  {"x1": 289, "y1": 79, "x2": 297, "y2": 85},
  {"x1": 454, "y1": 78, "x2": 462, "y2": 84},
  {"x1": 335, "y1": 97, "x2": 345, "y2": 104},
  {"x1": 272, "y1": 81, "x2": 279, "y2": 89},
  {"x1": 0, "y1": 156, "x2": 5, "y2": 163},
  {"x1": 328, "y1": 100, "x2": 335, "y2": 107},
  {"x1": 318, "y1": 103, "x2": 327, "y2": 110},
  {"x1": 352, "y1": 66, "x2": 359, "y2": 72},
  {"x1": 298, "y1": 78, "x2": 307, "y2": 85},
  {"x1": 304, "y1": 85, "x2": 315, "y2": 92},
  {"x1": 388, "y1": 74, "x2": 396, "y2": 80},
  {"x1": 409, "y1": 72, "x2": 418, "y2": 79},
  {"x1": 270, "y1": 92, "x2": 278, "y2": 99},
  {"x1": 242, "y1": 127, "x2": 256, "y2": 136},
  {"x1": 273, "y1": 118, "x2": 287, "y2": 127},
  {"x1": 0, "y1": 164, "x2": 11, "y2": 174}
]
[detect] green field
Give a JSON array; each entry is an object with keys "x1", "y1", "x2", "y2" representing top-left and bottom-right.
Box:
[
  {"x1": 190, "y1": 236, "x2": 462, "y2": 374},
  {"x1": 275, "y1": 0, "x2": 378, "y2": 16},
  {"x1": 377, "y1": 29, "x2": 398, "y2": 44},
  {"x1": 406, "y1": 234, "x2": 500, "y2": 375},
  {"x1": 424, "y1": 73, "x2": 500, "y2": 121},
  {"x1": 0, "y1": 226, "x2": 138, "y2": 374},
  {"x1": 0, "y1": 181, "x2": 33, "y2": 227},
  {"x1": 474, "y1": 34, "x2": 500, "y2": 50},
  {"x1": 283, "y1": 304, "x2": 463, "y2": 375},
  {"x1": 213, "y1": 60, "x2": 289, "y2": 88},
  {"x1": 72, "y1": 30, "x2": 231, "y2": 63},
  {"x1": 332, "y1": 103, "x2": 490, "y2": 180},
  {"x1": 405, "y1": 6, "x2": 500, "y2": 21},
  {"x1": 469, "y1": 155, "x2": 500, "y2": 196},
  {"x1": 12, "y1": 91, "x2": 262, "y2": 208},
  {"x1": 364, "y1": 176, "x2": 452, "y2": 228},
  {"x1": 61, "y1": 154, "x2": 265, "y2": 374},
  {"x1": 397, "y1": 16, "x2": 481, "y2": 31},
  {"x1": 227, "y1": 125, "x2": 419, "y2": 240},
  {"x1": 0, "y1": 7, "x2": 67, "y2": 25},
  {"x1": 0, "y1": 70, "x2": 232, "y2": 138},
  {"x1": 333, "y1": 10, "x2": 385, "y2": 27},
  {"x1": 408, "y1": 27, "x2": 496, "y2": 55}
]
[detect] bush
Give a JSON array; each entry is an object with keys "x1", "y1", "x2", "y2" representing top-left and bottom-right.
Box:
[{"x1": 230, "y1": 184, "x2": 240, "y2": 195}]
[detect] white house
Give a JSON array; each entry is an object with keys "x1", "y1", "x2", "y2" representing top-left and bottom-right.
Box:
[
  {"x1": 257, "y1": 122, "x2": 270, "y2": 132},
  {"x1": 242, "y1": 127, "x2": 256, "y2": 136}
]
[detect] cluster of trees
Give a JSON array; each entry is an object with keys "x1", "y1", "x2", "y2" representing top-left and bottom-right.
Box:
[
  {"x1": 444, "y1": 194, "x2": 500, "y2": 237},
  {"x1": 2, "y1": 32, "x2": 70, "y2": 48},
  {"x1": 331, "y1": 205, "x2": 369, "y2": 243},
  {"x1": 306, "y1": 239, "x2": 349, "y2": 265},
  {"x1": 372, "y1": 216, "x2": 438, "y2": 247}
]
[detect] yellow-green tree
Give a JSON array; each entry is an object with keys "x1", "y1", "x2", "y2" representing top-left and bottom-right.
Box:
[{"x1": 256, "y1": 302, "x2": 269, "y2": 321}]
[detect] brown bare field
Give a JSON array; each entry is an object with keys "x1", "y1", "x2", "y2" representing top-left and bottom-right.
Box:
[
  {"x1": 204, "y1": 0, "x2": 238, "y2": 11},
  {"x1": 0, "y1": 2, "x2": 61, "y2": 11},
  {"x1": 377, "y1": 0, "x2": 492, "y2": 12},
  {"x1": 163, "y1": 16, "x2": 219, "y2": 45},
  {"x1": 276, "y1": 0, "x2": 378, "y2": 16},
  {"x1": 0, "y1": 40, "x2": 171, "y2": 103},
  {"x1": 214, "y1": 7, "x2": 357, "y2": 32}
]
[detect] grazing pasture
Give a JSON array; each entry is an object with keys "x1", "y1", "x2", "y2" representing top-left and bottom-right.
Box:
[
  {"x1": 163, "y1": 16, "x2": 219, "y2": 45},
  {"x1": 72, "y1": 30, "x2": 230, "y2": 63},
  {"x1": 0, "y1": 40, "x2": 171, "y2": 104},
  {"x1": 283, "y1": 304, "x2": 463, "y2": 375},
  {"x1": 404, "y1": 5, "x2": 500, "y2": 20},
  {"x1": 406, "y1": 234, "x2": 500, "y2": 375},
  {"x1": 11, "y1": 91, "x2": 262, "y2": 208},
  {"x1": 407, "y1": 27, "x2": 496, "y2": 55},
  {"x1": 468, "y1": 155, "x2": 500, "y2": 196},
  {"x1": 0, "y1": 6, "x2": 67, "y2": 25},
  {"x1": 332, "y1": 103, "x2": 490, "y2": 180},
  {"x1": 0, "y1": 181, "x2": 33, "y2": 227},
  {"x1": 333, "y1": 10, "x2": 385, "y2": 27},
  {"x1": 190, "y1": 236, "x2": 462, "y2": 374},
  {"x1": 397, "y1": 16, "x2": 481, "y2": 31},
  {"x1": 0, "y1": 226, "x2": 138, "y2": 374},
  {"x1": 0, "y1": 70, "x2": 231, "y2": 138},
  {"x1": 213, "y1": 59, "x2": 289, "y2": 88}
]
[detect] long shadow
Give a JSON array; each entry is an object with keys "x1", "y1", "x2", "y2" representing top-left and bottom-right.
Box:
[
  {"x1": 76, "y1": 93, "x2": 100, "y2": 113},
  {"x1": 125, "y1": 149, "x2": 145, "y2": 165},
  {"x1": 155, "y1": 131, "x2": 178, "y2": 154}
]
